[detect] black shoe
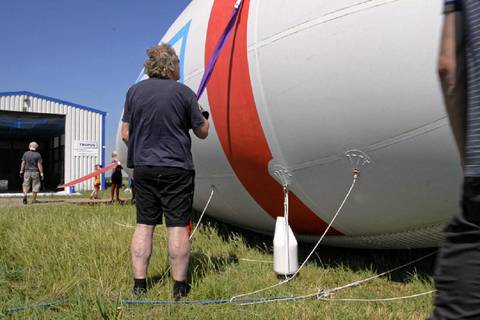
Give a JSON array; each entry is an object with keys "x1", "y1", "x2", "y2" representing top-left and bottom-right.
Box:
[
  {"x1": 133, "y1": 278, "x2": 147, "y2": 295},
  {"x1": 22, "y1": 198, "x2": 27, "y2": 205},
  {"x1": 173, "y1": 281, "x2": 190, "y2": 301},
  {"x1": 133, "y1": 286, "x2": 147, "y2": 295}
]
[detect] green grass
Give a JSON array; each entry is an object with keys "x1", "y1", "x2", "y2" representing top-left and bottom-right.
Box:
[{"x1": 0, "y1": 199, "x2": 435, "y2": 319}]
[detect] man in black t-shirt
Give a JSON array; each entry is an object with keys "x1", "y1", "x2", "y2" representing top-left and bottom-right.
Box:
[
  {"x1": 19, "y1": 141, "x2": 44, "y2": 205},
  {"x1": 121, "y1": 43, "x2": 209, "y2": 299},
  {"x1": 430, "y1": 1, "x2": 480, "y2": 319}
]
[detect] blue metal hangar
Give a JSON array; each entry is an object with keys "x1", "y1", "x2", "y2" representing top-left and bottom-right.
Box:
[{"x1": 0, "y1": 91, "x2": 106, "y2": 192}]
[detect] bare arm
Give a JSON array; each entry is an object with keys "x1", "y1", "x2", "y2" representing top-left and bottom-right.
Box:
[
  {"x1": 439, "y1": 13, "x2": 457, "y2": 99},
  {"x1": 121, "y1": 122, "x2": 129, "y2": 144},
  {"x1": 38, "y1": 162, "x2": 44, "y2": 175},
  {"x1": 193, "y1": 118, "x2": 209, "y2": 140},
  {"x1": 20, "y1": 160, "x2": 25, "y2": 173},
  {"x1": 438, "y1": 12, "x2": 465, "y2": 163}
]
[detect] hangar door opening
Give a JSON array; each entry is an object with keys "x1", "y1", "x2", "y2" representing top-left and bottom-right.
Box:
[{"x1": 0, "y1": 111, "x2": 65, "y2": 192}]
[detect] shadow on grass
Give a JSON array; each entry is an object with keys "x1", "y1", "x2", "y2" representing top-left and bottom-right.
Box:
[
  {"x1": 193, "y1": 213, "x2": 437, "y2": 284},
  {"x1": 149, "y1": 251, "x2": 239, "y2": 288},
  {"x1": 303, "y1": 245, "x2": 436, "y2": 283}
]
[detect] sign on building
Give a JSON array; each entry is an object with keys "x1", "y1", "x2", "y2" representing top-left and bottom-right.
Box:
[{"x1": 73, "y1": 140, "x2": 99, "y2": 157}]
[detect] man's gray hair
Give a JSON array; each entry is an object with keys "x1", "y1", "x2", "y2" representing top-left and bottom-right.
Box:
[
  {"x1": 29, "y1": 142, "x2": 39, "y2": 151},
  {"x1": 144, "y1": 43, "x2": 179, "y2": 79}
]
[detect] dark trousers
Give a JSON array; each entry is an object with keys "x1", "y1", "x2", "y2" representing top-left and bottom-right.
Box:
[{"x1": 430, "y1": 177, "x2": 480, "y2": 320}]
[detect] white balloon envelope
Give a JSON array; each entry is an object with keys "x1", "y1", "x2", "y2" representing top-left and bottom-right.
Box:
[{"x1": 117, "y1": 0, "x2": 461, "y2": 249}]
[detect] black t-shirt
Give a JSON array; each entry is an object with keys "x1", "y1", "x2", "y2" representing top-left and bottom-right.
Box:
[
  {"x1": 122, "y1": 78, "x2": 205, "y2": 170},
  {"x1": 22, "y1": 150, "x2": 42, "y2": 172}
]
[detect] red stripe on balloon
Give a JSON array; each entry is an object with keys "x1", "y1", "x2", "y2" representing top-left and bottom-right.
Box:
[{"x1": 205, "y1": 0, "x2": 341, "y2": 235}]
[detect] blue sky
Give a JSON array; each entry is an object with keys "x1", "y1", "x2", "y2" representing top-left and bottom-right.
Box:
[{"x1": 0, "y1": 0, "x2": 191, "y2": 156}]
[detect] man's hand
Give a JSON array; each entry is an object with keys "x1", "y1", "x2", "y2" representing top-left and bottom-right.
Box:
[
  {"x1": 19, "y1": 171, "x2": 24, "y2": 179},
  {"x1": 199, "y1": 105, "x2": 210, "y2": 120},
  {"x1": 193, "y1": 118, "x2": 210, "y2": 140},
  {"x1": 40, "y1": 173, "x2": 44, "y2": 181}
]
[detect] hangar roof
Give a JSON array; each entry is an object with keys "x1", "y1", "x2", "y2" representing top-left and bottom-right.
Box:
[{"x1": 0, "y1": 91, "x2": 107, "y2": 116}]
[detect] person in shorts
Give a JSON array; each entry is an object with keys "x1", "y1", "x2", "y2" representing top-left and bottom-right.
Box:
[
  {"x1": 90, "y1": 164, "x2": 101, "y2": 200},
  {"x1": 121, "y1": 43, "x2": 209, "y2": 299},
  {"x1": 19, "y1": 142, "x2": 44, "y2": 205},
  {"x1": 110, "y1": 151, "x2": 123, "y2": 203}
]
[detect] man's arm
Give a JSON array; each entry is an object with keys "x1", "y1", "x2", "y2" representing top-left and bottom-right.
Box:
[
  {"x1": 438, "y1": 11, "x2": 465, "y2": 163},
  {"x1": 20, "y1": 160, "x2": 25, "y2": 173},
  {"x1": 121, "y1": 122, "x2": 129, "y2": 144},
  {"x1": 38, "y1": 162, "x2": 44, "y2": 178},
  {"x1": 438, "y1": 13, "x2": 456, "y2": 96},
  {"x1": 193, "y1": 118, "x2": 209, "y2": 140},
  {"x1": 37, "y1": 153, "x2": 44, "y2": 180}
]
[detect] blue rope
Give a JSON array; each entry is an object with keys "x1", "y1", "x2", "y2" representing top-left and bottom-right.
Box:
[
  {"x1": 5, "y1": 301, "x2": 66, "y2": 313},
  {"x1": 121, "y1": 296, "x2": 294, "y2": 306},
  {"x1": 4, "y1": 296, "x2": 297, "y2": 313}
]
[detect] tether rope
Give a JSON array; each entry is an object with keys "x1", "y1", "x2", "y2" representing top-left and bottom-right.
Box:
[
  {"x1": 238, "y1": 250, "x2": 437, "y2": 306},
  {"x1": 230, "y1": 173, "x2": 359, "y2": 302},
  {"x1": 190, "y1": 188, "x2": 215, "y2": 239},
  {"x1": 318, "y1": 290, "x2": 436, "y2": 302}
]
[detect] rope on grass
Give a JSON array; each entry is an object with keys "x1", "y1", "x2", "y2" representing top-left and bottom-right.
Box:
[
  {"x1": 121, "y1": 296, "x2": 292, "y2": 306},
  {"x1": 239, "y1": 258, "x2": 273, "y2": 264},
  {"x1": 4, "y1": 251, "x2": 436, "y2": 312},
  {"x1": 5, "y1": 301, "x2": 66, "y2": 314},
  {"x1": 318, "y1": 251, "x2": 437, "y2": 296},
  {"x1": 4, "y1": 296, "x2": 293, "y2": 312},
  {"x1": 5, "y1": 287, "x2": 435, "y2": 313},
  {"x1": 238, "y1": 289, "x2": 436, "y2": 306},
  {"x1": 114, "y1": 222, "x2": 136, "y2": 229},
  {"x1": 317, "y1": 290, "x2": 436, "y2": 302},
  {"x1": 230, "y1": 173, "x2": 359, "y2": 302},
  {"x1": 238, "y1": 250, "x2": 437, "y2": 306}
]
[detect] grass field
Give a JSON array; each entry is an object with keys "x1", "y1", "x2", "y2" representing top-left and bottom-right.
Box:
[{"x1": 0, "y1": 193, "x2": 437, "y2": 319}]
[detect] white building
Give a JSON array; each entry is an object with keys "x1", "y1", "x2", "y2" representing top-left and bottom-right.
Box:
[{"x1": 0, "y1": 91, "x2": 106, "y2": 192}]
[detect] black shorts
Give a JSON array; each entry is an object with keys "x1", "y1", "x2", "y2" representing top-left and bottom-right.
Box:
[
  {"x1": 133, "y1": 166, "x2": 194, "y2": 227},
  {"x1": 111, "y1": 171, "x2": 122, "y2": 185}
]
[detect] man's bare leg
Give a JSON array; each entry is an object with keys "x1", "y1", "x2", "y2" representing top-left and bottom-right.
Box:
[
  {"x1": 131, "y1": 224, "x2": 155, "y2": 293},
  {"x1": 167, "y1": 226, "x2": 191, "y2": 281},
  {"x1": 22, "y1": 184, "x2": 28, "y2": 204},
  {"x1": 168, "y1": 226, "x2": 191, "y2": 300}
]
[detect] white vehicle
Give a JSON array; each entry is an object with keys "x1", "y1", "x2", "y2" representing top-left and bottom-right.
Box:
[{"x1": 117, "y1": 0, "x2": 460, "y2": 249}]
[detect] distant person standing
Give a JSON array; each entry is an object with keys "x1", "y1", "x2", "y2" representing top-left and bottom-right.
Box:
[
  {"x1": 19, "y1": 142, "x2": 44, "y2": 205},
  {"x1": 121, "y1": 43, "x2": 209, "y2": 299},
  {"x1": 430, "y1": 1, "x2": 480, "y2": 319},
  {"x1": 111, "y1": 151, "x2": 123, "y2": 203},
  {"x1": 90, "y1": 164, "x2": 101, "y2": 200}
]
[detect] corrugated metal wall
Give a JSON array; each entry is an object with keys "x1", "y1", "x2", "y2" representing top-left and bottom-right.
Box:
[{"x1": 0, "y1": 92, "x2": 105, "y2": 192}]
